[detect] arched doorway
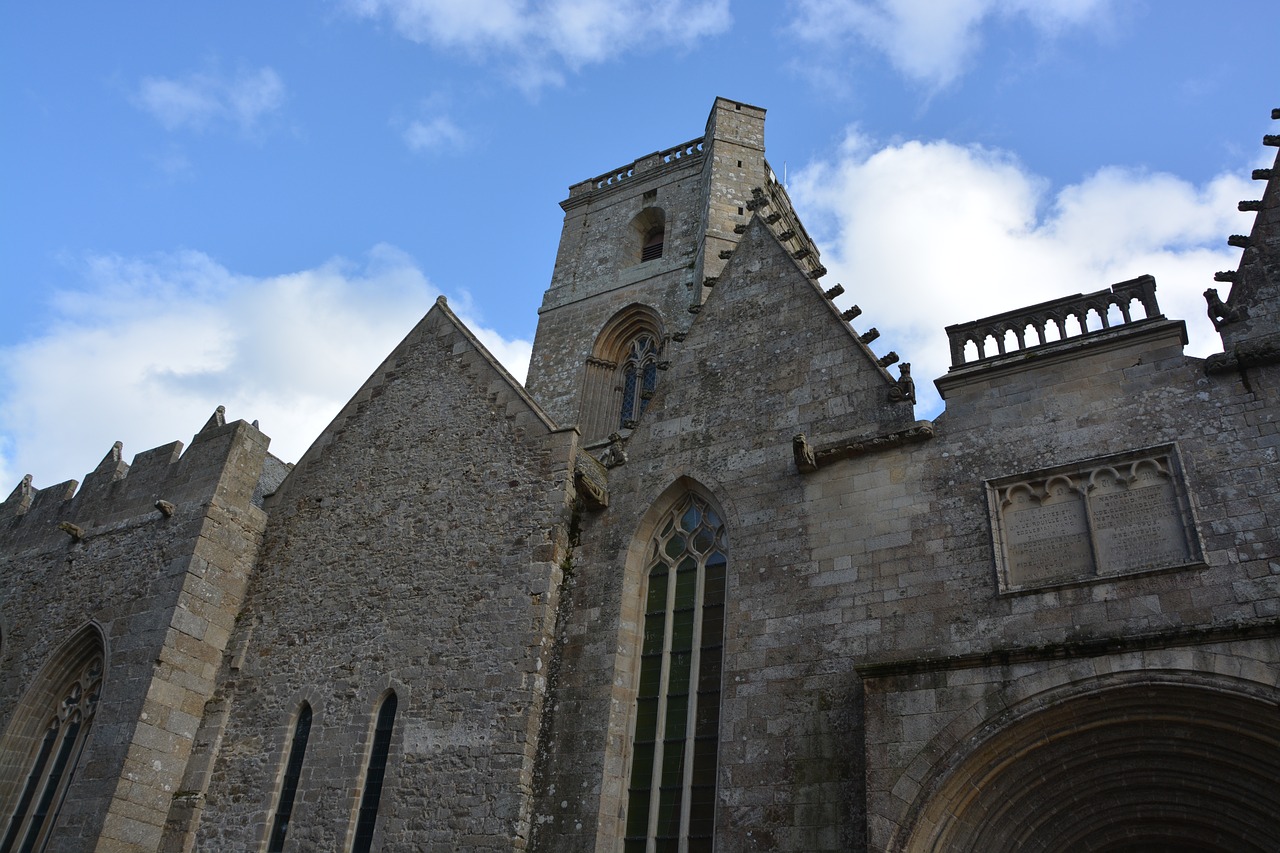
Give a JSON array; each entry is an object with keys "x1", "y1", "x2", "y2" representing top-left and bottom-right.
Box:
[{"x1": 899, "y1": 679, "x2": 1280, "y2": 852}]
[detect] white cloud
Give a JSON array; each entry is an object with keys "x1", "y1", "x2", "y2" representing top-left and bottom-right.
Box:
[
  {"x1": 344, "y1": 0, "x2": 731, "y2": 87},
  {"x1": 789, "y1": 131, "x2": 1253, "y2": 417},
  {"x1": 789, "y1": 0, "x2": 1115, "y2": 89},
  {"x1": 402, "y1": 114, "x2": 467, "y2": 152},
  {"x1": 134, "y1": 66, "x2": 285, "y2": 132},
  {"x1": 0, "y1": 247, "x2": 532, "y2": 492}
]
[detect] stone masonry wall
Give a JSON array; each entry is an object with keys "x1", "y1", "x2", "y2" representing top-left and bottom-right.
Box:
[
  {"x1": 530, "y1": 220, "x2": 915, "y2": 853},
  {"x1": 191, "y1": 300, "x2": 578, "y2": 853},
  {"x1": 0, "y1": 416, "x2": 270, "y2": 853},
  {"x1": 530, "y1": 208, "x2": 1279, "y2": 851}
]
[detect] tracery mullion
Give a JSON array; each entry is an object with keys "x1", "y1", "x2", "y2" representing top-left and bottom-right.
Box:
[
  {"x1": 676, "y1": 551, "x2": 708, "y2": 852},
  {"x1": 19, "y1": 714, "x2": 81, "y2": 853},
  {"x1": 644, "y1": 552, "x2": 678, "y2": 851},
  {"x1": 0, "y1": 723, "x2": 57, "y2": 853}
]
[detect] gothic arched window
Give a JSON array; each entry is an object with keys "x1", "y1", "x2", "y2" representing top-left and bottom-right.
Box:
[
  {"x1": 620, "y1": 335, "x2": 660, "y2": 429},
  {"x1": 624, "y1": 493, "x2": 726, "y2": 853},
  {"x1": 0, "y1": 652, "x2": 103, "y2": 853},
  {"x1": 266, "y1": 703, "x2": 313, "y2": 853},
  {"x1": 351, "y1": 692, "x2": 397, "y2": 853}
]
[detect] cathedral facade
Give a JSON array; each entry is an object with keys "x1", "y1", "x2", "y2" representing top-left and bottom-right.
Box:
[{"x1": 2, "y1": 98, "x2": 1278, "y2": 852}]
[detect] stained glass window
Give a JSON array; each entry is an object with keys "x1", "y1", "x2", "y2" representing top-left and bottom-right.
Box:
[
  {"x1": 620, "y1": 336, "x2": 660, "y2": 429},
  {"x1": 624, "y1": 494, "x2": 726, "y2": 853},
  {"x1": 0, "y1": 655, "x2": 102, "y2": 853}
]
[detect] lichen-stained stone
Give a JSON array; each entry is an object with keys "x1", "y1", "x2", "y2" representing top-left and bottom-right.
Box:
[{"x1": 4, "y1": 99, "x2": 1278, "y2": 853}]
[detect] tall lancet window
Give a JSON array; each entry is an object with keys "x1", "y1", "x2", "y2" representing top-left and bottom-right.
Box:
[
  {"x1": 351, "y1": 692, "x2": 397, "y2": 853},
  {"x1": 624, "y1": 493, "x2": 727, "y2": 853},
  {"x1": 267, "y1": 703, "x2": 313, "y2": 853},
  {"x1": 1, "y1": 654, "x2": 103, "y2": 853},
  {"x1": 620, "y1": 335, "x2": 660, "y2": 429}
]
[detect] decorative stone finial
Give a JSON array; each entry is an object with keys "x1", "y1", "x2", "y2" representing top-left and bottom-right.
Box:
[
  {"x1": 860, "y1": 328, "x2": 880, "y2": 345},
  {"x1": 824, "y1": 284, "x2": 845, "y2": 300},
  {"x1": 201, "y1": 405, "x2": 227, "y2": 432},
  {"x1": 94, "y1": 441, "x2": 124, "y2": 474},
  {"x1": 1228, "y1": 235, "x2": 1251, "y2": 249},
  {"x1": 841, "y1": 306, "x2": 862, "y2": 322},
  {"x1": 878, "y1": 352, "x2": 900, "y2": 368}
]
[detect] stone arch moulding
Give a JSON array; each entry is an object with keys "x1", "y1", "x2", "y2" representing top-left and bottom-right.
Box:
[
  {"x1": 889, "y1": 663, "x2": 1280, "y2": 853},
  {"x1": 0, "y1": 621, "x2": 107, "y2": 846},
  {"x1": 579, "y1": 304, "x2": 667, "y2": 443}
]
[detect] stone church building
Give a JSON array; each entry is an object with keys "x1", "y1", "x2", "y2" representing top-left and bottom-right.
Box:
[{"x1": 3, "y1": 98, "x2": 1278, "y2": 852}]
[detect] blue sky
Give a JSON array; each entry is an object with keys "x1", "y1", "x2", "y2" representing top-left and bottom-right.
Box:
[{"x1": 2, "y1": 0, "x2": 1276, "y2": 489}]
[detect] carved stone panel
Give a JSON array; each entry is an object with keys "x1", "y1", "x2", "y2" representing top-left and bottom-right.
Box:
[{"x1": 988, "y1": 446, "x2": 1202, "y2": 592}]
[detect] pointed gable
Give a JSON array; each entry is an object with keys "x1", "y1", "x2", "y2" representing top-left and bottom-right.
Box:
[
  {"x1": 633, "y1": 215, "x2": 917, "y2": 456},
  {"x1": 272, "y1": 296, "x2": 558, "y2": 504}
]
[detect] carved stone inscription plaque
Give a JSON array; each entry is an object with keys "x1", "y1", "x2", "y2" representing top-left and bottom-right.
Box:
[{"x1": 989, "y1": 447, "x2": 1201, "y2": 591}]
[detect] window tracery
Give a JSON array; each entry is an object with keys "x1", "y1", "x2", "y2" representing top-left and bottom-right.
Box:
[
  {"x1": 1, "y1": 654, "x2": 102, "y2": 853},
  {"x1": 624, "y1": 493, "x2": 726, "y2": 853},
  {"x1": 620, "y1": 335, "x2": 660, "y2": 429}
]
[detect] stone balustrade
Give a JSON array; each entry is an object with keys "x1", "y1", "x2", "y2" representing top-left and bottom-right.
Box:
[
  {"x1": 570, "y1": 136, "x2": 706, "y2": 196},
  {"x1": 945, "y1": 275, "x2": 1162, "y2": 368}
]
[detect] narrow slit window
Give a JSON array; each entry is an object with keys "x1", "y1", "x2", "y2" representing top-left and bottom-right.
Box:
[
  {"x1": 267, "y1": 703, "x2": 313, "y2": 853},
  {"x1": 351, "y1": 693, "x2": 397, "y2": 853},
  {"x1": 624, "y1": 494, "x2": 727, "y2": 853}
]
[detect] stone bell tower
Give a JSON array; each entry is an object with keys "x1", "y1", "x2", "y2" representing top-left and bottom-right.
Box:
[{"x1": 525, "y1": 97, "x2": 827, "y2": 443}]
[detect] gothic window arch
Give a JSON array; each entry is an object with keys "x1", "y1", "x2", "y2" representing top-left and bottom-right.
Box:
[
  {"x1": 579, "y1": 305, "x2": 665, "y2": 442},
  {"x1": 0, "y1": 628, "x2": 104, "y2": 853},
  {"x1": 266, "y1": 702, "x2": 313, "y2": 853},
  {"x1": 350, "y1": 691, "x2": 397, "y2": 853},
  {"x1": 623, "y1": 492, "x2": 727, "y2": 853}
]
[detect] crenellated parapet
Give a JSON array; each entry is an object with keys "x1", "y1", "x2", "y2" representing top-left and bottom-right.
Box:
[
  {"x1": 944, "y1": 275, "x2": 1163, "y2": 368},
  {"x1": 0, "y1": 406, "x2": 271, "y2": 550}
]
